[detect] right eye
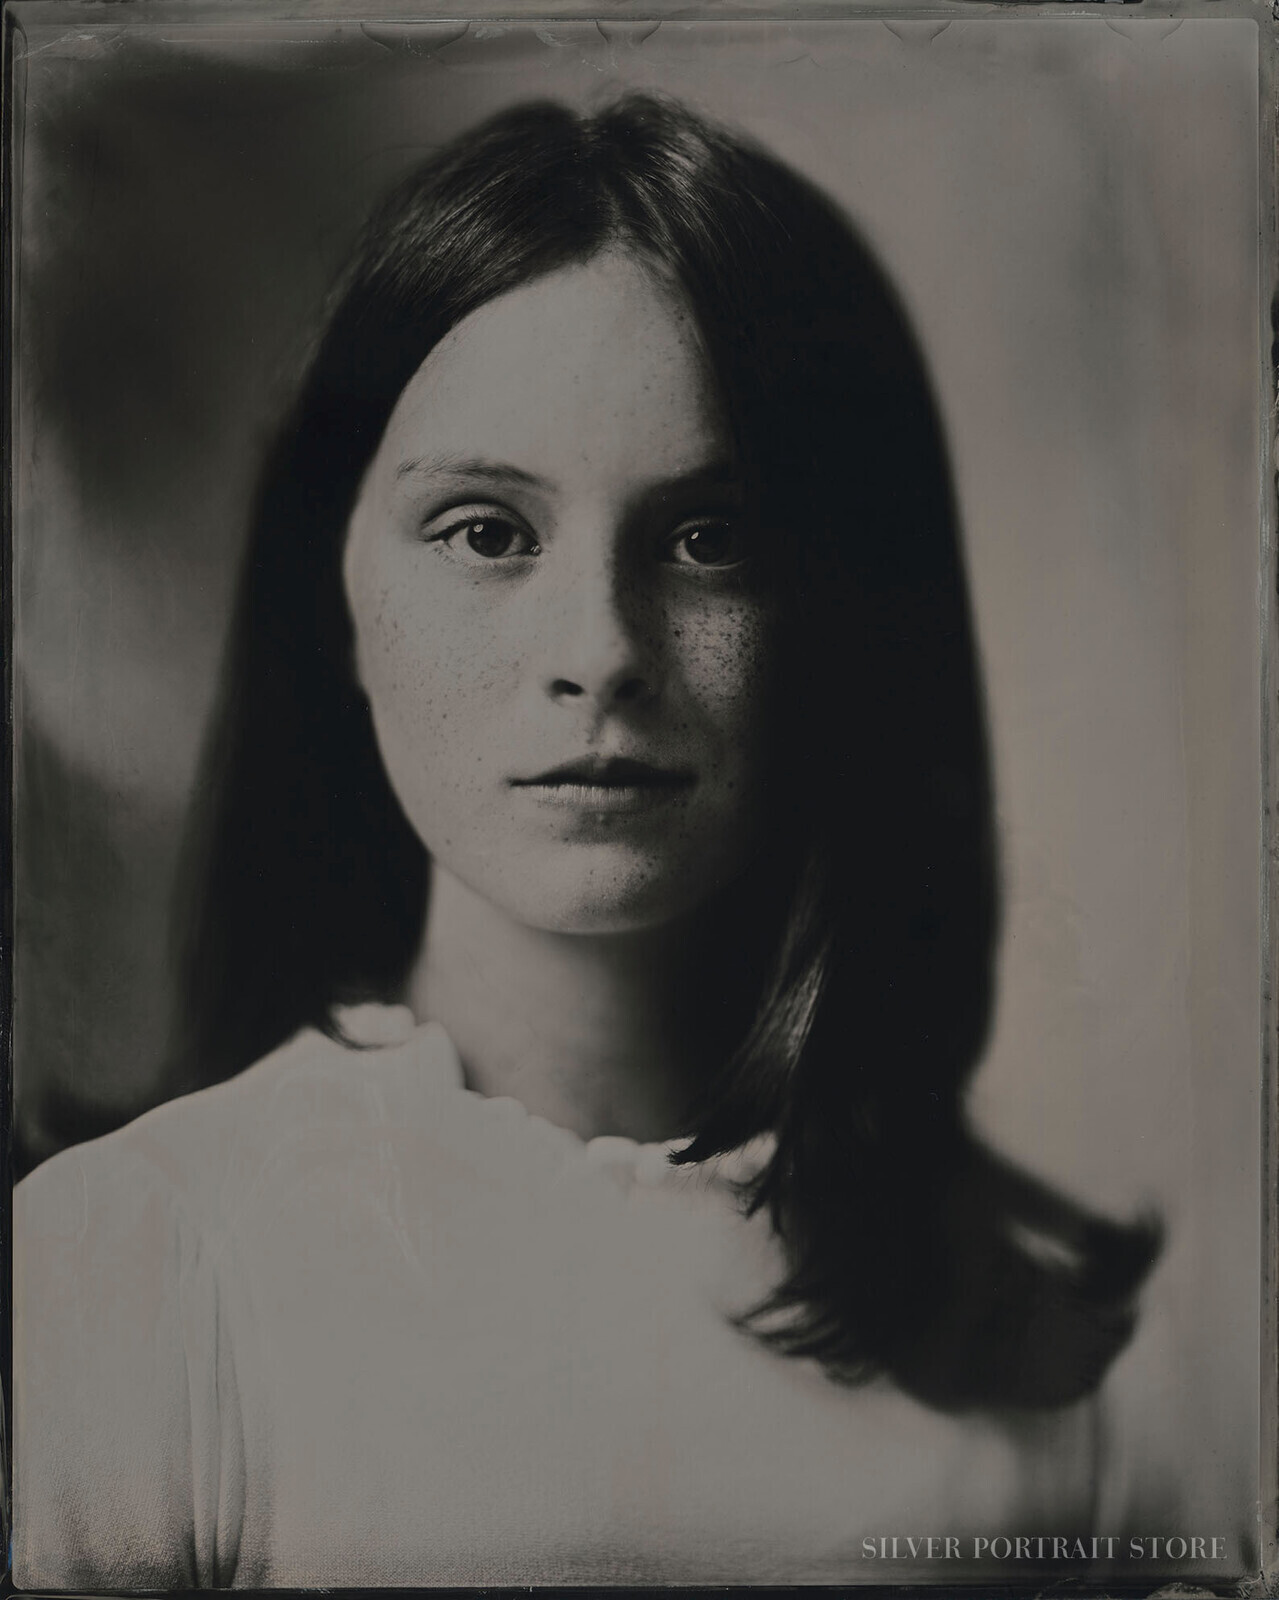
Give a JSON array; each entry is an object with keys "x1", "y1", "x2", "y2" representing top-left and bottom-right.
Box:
[{"x1": 423, "y1": 507, "x2": 541, "y2": 565}]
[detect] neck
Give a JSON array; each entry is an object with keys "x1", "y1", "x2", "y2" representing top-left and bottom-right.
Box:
[{"x1": 403, "y1": 867, "x2": 754, "y2": 1143}]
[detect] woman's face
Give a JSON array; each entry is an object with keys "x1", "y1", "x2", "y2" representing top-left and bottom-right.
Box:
[{"x1": 342, "y1": 251, "x2": 775, "y2": 935}]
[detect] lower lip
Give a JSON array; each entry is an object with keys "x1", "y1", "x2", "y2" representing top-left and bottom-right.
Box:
[{"x1": 513, "y1": 779, "x2": 693, "y2": 814}]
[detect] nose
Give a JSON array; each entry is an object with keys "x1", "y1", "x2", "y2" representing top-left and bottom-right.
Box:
[{"x1": 542, "y1": 552, "x2": 659, "y2": 711}]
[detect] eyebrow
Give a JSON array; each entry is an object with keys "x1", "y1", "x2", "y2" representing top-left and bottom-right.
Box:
[
  {"x1": 647, "y1": 459, "x2": 745, "y2": 500},
  {"x1": 394, "y1": 454, "x2": 549, "y2": 491},
  {"x1": 393, "y1": 453, "x2": 744, "y2": 499}
]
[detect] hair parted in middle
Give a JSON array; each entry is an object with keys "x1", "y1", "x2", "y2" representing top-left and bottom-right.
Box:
[{"x1": 181, "y1": 92, "x2": 1161, "y2": 1410}]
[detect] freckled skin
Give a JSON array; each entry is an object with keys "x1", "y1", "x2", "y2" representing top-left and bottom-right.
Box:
[{"x1": 342, "y1": 253, "x2": 775, "y2": 936}]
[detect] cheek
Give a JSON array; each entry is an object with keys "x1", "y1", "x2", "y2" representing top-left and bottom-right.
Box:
[
  {"x1": 673, "y1": 596, "x2": 775, "y2": 757},
  {"x1": 351, "y1": 574, "x2": 516, "y2": 814}
]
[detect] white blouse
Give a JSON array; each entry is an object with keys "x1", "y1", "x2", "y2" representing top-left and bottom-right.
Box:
[{"x1": 13, "y1": 1004, "x2": 1141, "y2": 1589}]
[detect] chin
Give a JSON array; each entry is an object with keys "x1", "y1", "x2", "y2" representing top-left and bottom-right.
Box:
[{"x1": 476, "y1": 849, "x2": 737, "y2": 937}]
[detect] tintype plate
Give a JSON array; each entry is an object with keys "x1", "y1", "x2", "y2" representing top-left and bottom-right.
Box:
[{"x1": 2, "y1": 2, "x2": 1275, "y2": 1593}]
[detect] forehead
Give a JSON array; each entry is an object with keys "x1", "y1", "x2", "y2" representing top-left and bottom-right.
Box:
[{"x1": 372, "y1": 252, "x2": 729, "y2": 491}]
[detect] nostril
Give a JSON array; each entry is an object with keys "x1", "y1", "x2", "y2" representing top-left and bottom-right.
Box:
[{"x1": 547, "y1": 672, "x2": 655, "y2": 704}]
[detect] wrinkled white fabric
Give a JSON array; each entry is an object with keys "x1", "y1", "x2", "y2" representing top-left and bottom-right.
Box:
[{"x1": 15, "y1": 1008, "x2": 1111, "y2": 1588}]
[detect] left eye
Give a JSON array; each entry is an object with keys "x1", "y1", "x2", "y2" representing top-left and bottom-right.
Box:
[
  {"x1": 424, "y1": 510, "x2": 540, "y2": 563},
  {"x1": 665, "y1": 521, "x2": 748, "y2": 569}
]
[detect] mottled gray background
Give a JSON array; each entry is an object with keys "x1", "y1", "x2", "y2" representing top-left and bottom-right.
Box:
[{"x1": 10, "y1": 15, "x2": 1262, "y2": 1539}]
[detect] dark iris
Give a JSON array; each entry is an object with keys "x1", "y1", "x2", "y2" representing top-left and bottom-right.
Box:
[
  {"x1": 465, "y1": 519, "x2": 517, "y2": 559},
  {"x1": 681, "y1": 524, "x2": 739, "y2": 565}
]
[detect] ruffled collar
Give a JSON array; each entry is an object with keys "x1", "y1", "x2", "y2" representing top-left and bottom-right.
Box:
[{"x1": 334, "y1": 1001, "x2": 776, "y2": 1192}]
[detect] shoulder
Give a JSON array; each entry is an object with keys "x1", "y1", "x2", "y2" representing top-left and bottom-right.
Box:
[
  {"x1": 12, "y1": 1005, "x2": 458, "y2": 1591},
  {"x1": 17, "y1": 1005, "x2": 457, "y2": 1233}
]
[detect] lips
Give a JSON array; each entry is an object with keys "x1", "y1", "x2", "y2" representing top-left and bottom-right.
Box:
[
  {"x1": 510, "y1": 756, "x2": 695, "y2": 813},
  {"x1": 513, "y1": 756, "x2": 693, "y2": 789}
]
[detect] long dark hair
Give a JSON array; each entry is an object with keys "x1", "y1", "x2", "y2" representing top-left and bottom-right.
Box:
[{"x1": 180, "y1": 93, "x2": 1159, "y2": 1410}]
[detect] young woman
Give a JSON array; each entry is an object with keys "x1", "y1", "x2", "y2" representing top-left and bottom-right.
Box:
[{"x1": 13, "y1": 94, "x2": 1162, "y2": 1588}]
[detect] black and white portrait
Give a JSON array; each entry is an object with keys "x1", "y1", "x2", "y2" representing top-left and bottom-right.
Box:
[{"x1": 5, "y1": 8, "x2": 1268, "y2": 1590}]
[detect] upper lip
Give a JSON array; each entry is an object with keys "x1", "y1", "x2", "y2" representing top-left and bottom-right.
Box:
[{"x1": 512, "y1": 756, "x2": 694, "y2": 787}]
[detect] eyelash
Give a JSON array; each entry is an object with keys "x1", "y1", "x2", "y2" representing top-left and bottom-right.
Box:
[
  {"x1": 664, "y1": 519, "x2": 747, "y2": 570},
  {"x1": 423, "y1": 509, "x2": 540, "y2": 564},
  {"x1": 421, "y1": 505, "x2": 748, "y2": 571}
]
